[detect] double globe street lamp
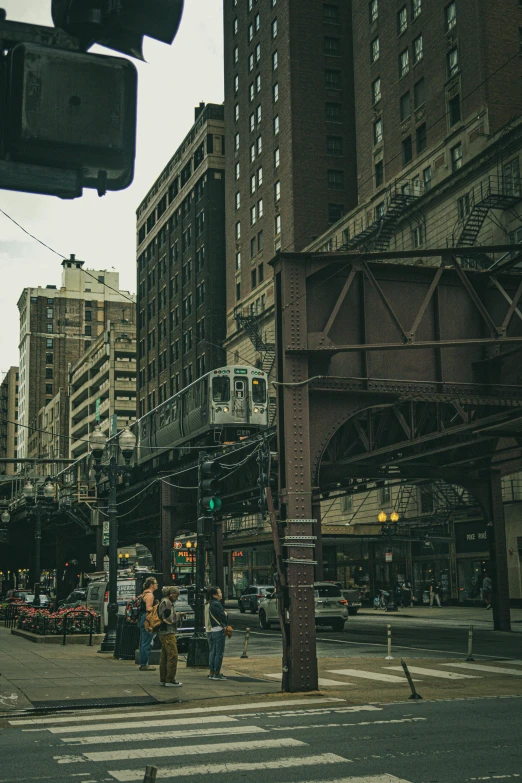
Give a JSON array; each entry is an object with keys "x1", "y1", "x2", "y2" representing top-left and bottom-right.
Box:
[
  {"x1": 89, "y1": 424, "x2": 136, "y2": 653},
  {"x1": 23, "y1": 478, "x2": 55, "y2": 604}
]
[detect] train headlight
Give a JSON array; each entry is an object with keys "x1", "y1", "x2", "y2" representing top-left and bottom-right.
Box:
[
  {"x1": 254, "y1": 407, "x2": 259, "y2": 414},
  {"x1": 215, "y1": 407, "x2": 222, "y2": 412},
  {"x1": 223, "y1": 406, "x2": 229, "y2": 412}
]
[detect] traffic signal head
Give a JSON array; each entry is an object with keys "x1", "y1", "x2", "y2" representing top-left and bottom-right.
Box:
[
  {"x1": 52, "y1": 0, "x2": 185, "y2": 60},
  {"x1": 199, "y1": 459, "x2": 222, "y2": 515}
]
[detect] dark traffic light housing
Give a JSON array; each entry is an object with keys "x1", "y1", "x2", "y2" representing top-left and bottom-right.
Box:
[
  {"x1": 199, "y1": 456, "x2": 222, "y2": 516},
  {"x1": 0, "y1": 1, "x2": 184, "y2": 199}
]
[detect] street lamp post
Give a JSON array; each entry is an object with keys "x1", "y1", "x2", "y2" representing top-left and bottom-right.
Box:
[
  {"x1": 23, "y1": 479, "x2": 55, "y2": 603},
  {"x1": 90, "y1": 425, "x2": 136, "y2": 653}
]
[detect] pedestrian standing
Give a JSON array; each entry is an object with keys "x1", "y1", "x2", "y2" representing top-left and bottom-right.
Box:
[
  {"x1": 429, "y1": 576, "x2": 442, "y2": 607},
  {"x1": 482, "y1": 572, "x2": 493, "y2": 609},
  {"x1": 138, "y1": 576, "x2": 158, "y2": 671},
  {"x1": 158, "y1": 586, "x2": 183, "y2": 687},
  {"x1": 204, "y1": 586, "x2": 228, "y2": 681},
  {"x1": 401, "y1": 577, "x2": 413, "y2": 607}
]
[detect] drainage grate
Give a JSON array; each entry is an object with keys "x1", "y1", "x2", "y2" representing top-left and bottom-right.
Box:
[{"x1": 30, "y1": 696, "x2": 159, "y2": 711}]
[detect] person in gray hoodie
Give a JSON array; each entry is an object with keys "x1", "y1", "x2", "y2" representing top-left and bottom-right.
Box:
[{"x1": 204, "y1": 586, "x2": 228, "y2": 681}]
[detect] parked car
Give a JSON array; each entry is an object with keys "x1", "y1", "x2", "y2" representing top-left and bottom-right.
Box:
[
  {"x1": 83, "y1": 577, "x2": 138, "y2": 629},
  {"x1": 238, "y1": 585, "x2": 275, "y2": 614},
  {"x1": 258, "y1": 582, "x2": 348, "y2": 632},
  {"x1": 341, "y1": 587, "x2": 362, "y2": 615},
  {"x1": 173, "y1": 589, "x2": 195, "y2": 652},
  {"x1": 6, "y1": 590, "x2": 50, "y2": 607},
  {"x1": 59, "y1": 589, "x2": 86, "y2": 610}
]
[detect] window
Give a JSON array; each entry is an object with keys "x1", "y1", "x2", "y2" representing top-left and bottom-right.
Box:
[
  {"x1": 250, "y1": 174, "x2": 256, "y2": 195},
  {"x1": 397, "y1": 6, "x2": 408, "y2": 34},
  {"x1": 273, "y1": 115, "x2": 280, "y2": 135},
  {"x1": 445, "y1": 1, "x2": 456, "y2": 30},
  {"x1": 233, "y1": 17, "x2": 238, "y2": 35},
  {"x1": 97, "y1": 275, "x2": 104, "y2": 284},
  {"x1": 46, "y1": 338, "x2": 53, "y2": 348},
  {"x1": 255, "y1": 43, "x2": 260, "y2": 62},
  {"x1": 250, "y1": 205, "x2": 256, "y2": 225},
  {"x1": 255, "y1": 12, "x2": 260, "y2": 31},
  {"x1": 234, "y1": 132, "x2": 240, "y2": 151},
  {"x1": 46, "y1": 353, "x2": 53, "y2": 364},
  {"x1": 400, "y1": 91, "x2": 411, "y2": 121},
  {"x1": 328, "y1": 169, "x2": 344, "y2": 190},
  {"x1": 273, "y1": 180, "x2": 281, "y2": 203},
  {"x1": 324, "y1": 4, "x2": 340, "y2": 23},
  {"x1": 45, "y1": 368, "x2": 53, "y2": 379},
  {"x1": 236, "y1": 250, "x2": 241, "y2": 271},
  {"x1": 448, "y1": 93, "x2": 461, "y2": 126},
  {"x1": 503, "y1": 158, "x2": 521, "y2": 197},
  {"x1": 257, "y1": 166, "x2": 263, "y2": 185},
  {"x1": 402, "y1": 135, "x2": 413, "y2": 165},
  {"x1": 235, "y1": 191, "x2": 241, "y2": 210},
  {"x1": 236, "y1": 280, "x2": 241, "y2": 301},
  {"x1": 326, "y1": 102, "x2": 342, "y2": 121},
  {"x1": 258, "y1": 230, "x2": 264, "y2": 252},
  {"x1": 457, "y1": 193, "x2": 471, "y2": 220},
  {"x1": 519, "y1": 26, "x2": 522, "y2": 53},
  {"x1": 46, "y1": 307, "x2": 53, "y2": 319},
  {"x1": 414, "y1": 78, "x2": 425, "y2": 109},
  {"x1": 416, "y1": 123, "x2": 427, "y2": 153},
  {"x1": 236, "y1": 221, "x2": 241, "y2": 239},
  {"x1": 380, "y1": 483, "x2": 391, "y2": 504},
  {"x1": 324, "y1": 36, "x2": 340, "y2": 55},
  {"x1": 251, "y1": 268, "x2": 257, "y2": 289},
  {"x1": 46, "y1": 384, "x2": 53, "y2": 396},
  {"x1": 235, "y1": 161, "x2": 240, "y2": 180},
  {"x1": 273, "y1": 82, "x2": 279, "y2": 102},
  {"x1": 272, "y1": 50, "x2": 278, "y2": 70},
  {"x1": 256, "y1": 73, "x2": 261, "y2": 92},
  {"x1": 274, "y1": 147, "x2": 280, "y2": 167},
  {"x1": 249, "y1": 53, "x2": 254, "y2": 72},
  {"x1": 256, "y1": 104, "x2": 262, "y2": 124},
  {"x1": 250, "y1": 236, "x2": 256, "y2": 258},
  {"x1": 249, "y1": 82, "x2": 254, "y2": 102},
  {"x1": 233, "y1": 45, "x2": 238, "y2": 64},
  {"x1": 328, "y1": 203, "x2": 344, "y2": 223},
  {"x1": 447, "y1": 47, "x2": 458, "y2": 78},
  {"x1": 47, "y1": 323, "x2": 53, "y2": 333},
  {"x1": 325, "y1": 69, "x2": 341, "y2": 88},
  {"x1": 250, "y1": 112, "x2": 255, "y2": 132},
  {"x1": 413, "y1": 34, "x2": 423, "y2": 63},
  {"x1": 413, "y1": 224, "x2": 425, "y2": 248},
  {"x1": 372, "y1": 77, "x2": 381, "y2": 104},
  {"x1": 234, "y1": 74, "x2": 239, "y2": 93},
  {"x1": 399, "y1": 48, "x2": 410, "y2": 77},
  {"x1": 423, "y1": 166, "x2": 432, "y2": 190},
  {"x1": 258, "y1": 263, "x2": 264, "y2": 283},
  {"x1": 275, "y1": 214, "x2": 281, "y2": 235},
  {"x1": 374, "y1": 118, "x2": 383, "y2": 144},
  {"x1": 256, "y1": 135, "x2": 262, "y2": 155},
  {"x1": 371, "y1": 36, "x2": 379, "y2": 62},
  {"x1": 248, "y1": 22, "x2": 253, "y2": 42},
  {"x1": 412, "y1": 0, "x2": 421, "y2": 19},
  {"x1": 272, "y1": 18, "x2": 278, "y2": 38},
  {"x1": 327, "y1": 135, "x2": 343, "y2": 155},
  {"x1": 451, "y1": 143, "x2": 463, "y2": 171},
  {"x1": 369, "y1": 0, "x2": 378, "y2": 24},
  {"x1": 375, "y1": 160, "x2": 384, "y2": 186},
  {"x1": 234, "y1": 103, "x2": 239, "y2": 122},
  {"x1": 341, "y1": 494, "x2": 353, "y2": 513},
  {"x1": 250, "y1": 142, "x2": 256, "y2": 162}
]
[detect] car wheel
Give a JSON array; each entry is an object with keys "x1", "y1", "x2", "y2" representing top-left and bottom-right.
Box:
[
  {"x1": 249, "y1": 601, "x2": 257, "y2": 614},
  {"x1": 332, "y1": 619, "x2": 345, "y2": 632},
  {"x1": 239, "y1": 602, "x2": 246, "y2": 613},
  {"x1": 259, "y1": 610, "x2": 271, "y2": 630}
]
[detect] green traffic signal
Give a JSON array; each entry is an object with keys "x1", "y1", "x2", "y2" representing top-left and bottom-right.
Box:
[{"x1": 209, "y1": 497, "x2": 222, "y2": 512}]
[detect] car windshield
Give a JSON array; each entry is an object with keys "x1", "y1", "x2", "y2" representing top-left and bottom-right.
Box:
[{"x1": 314, "y1": 586, "x2": 342, "y2": 598}]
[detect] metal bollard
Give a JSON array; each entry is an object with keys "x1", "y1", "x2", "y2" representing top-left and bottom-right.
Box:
[
  {"x1": 466, "y1": 624, "x2": 474, "y2": 661},
  {"x1": 401, "y1": 658, "x2": 422, "y2": 700},
  {"x1": 241, "y1": 627, "x2": 251, "y2": 659},
  {"x1": 143, "y1": 766, "x2": 158, "y2": 783},
  {"x1": 385, "y1": 624, "x2": 394, "y2": 660}
]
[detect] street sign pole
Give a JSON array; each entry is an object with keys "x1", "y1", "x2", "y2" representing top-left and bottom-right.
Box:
[{"x1": 187, "y1": 452, "x2": 210, "y2": 667}]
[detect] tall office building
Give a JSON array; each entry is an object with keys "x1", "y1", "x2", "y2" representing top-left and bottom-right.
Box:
[
  {"x1": 223, "y1": 0, "x2": 357, "y2": 373},
  {"x1": 0, "y1": 367, "x2": 19, "y2": 476},
  {"x1": 17, "y1": 255, "x2": 135, "y2": 458},
  {"x1": 136, "y1": 103, "x2": 226, "y2": 417}
]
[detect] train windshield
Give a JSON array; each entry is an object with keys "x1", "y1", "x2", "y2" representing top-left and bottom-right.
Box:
[
  {"x1": 234, "y1": 379, "x2": 246, "y2": 398},
  {"x1": 212, "y1": 376, "x2": 230, "y2": 402},
  {"x1": 251, "y1": 377, "x2": 266, "y2": 403}
]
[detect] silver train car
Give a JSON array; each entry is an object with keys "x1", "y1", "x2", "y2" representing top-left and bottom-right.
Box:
[{"x1": 135, "y1": 365, "x2": 269, "y2": 465}]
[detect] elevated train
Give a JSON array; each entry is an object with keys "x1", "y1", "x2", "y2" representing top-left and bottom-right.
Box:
[{"x1": 134, "y1": 365, "x2": 269, "y2": 466}]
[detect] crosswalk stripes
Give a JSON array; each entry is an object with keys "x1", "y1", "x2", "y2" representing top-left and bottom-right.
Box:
[
  {"x1": 385, "y1": 665, "x2": 481, "y2": 680},
  {"x1": 264, "y1": 673, "x2": 354, "y2": 687},
  {"x1": 327, "y1": 669, "x2": 422, "y2": 683},
  {"x1": 61, "y1": 724, "x2": 268, "y2": 746},
  {"x1": 441, "y1": 663, "x2": 522, "y2": 676}
]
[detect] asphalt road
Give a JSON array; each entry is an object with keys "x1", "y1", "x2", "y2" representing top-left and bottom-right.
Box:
[
  {"x1": 225, "y1": 609, "x2": 522, "y2": 660},
  {"x1": 1, "y1": 694, "x2": 521, "y2": 782}
]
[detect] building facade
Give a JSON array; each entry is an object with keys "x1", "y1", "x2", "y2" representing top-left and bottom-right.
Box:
[
  {"x1": 136, "y1": 103, "x2": 227, "y2": 416},
  {"x1": 17, "y1": 255, "x2": 135, "y2": 459},
  {"x1": 0, "y1": 367, "x2": 19, "y2": 476},
  {"x1": 26, "y1": 389, "x2": 69, "y2": 476},
  {"x1": 69, "y1": 319, "x2": 137, "y2": 460},
  {"x1": 223, "y1": 0, "x2": 358, "y2": 380}
]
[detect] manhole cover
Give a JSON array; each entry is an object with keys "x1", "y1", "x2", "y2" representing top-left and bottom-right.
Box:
[{"x1": 30, "y1": 696, "x2": 159, "y2": 711}]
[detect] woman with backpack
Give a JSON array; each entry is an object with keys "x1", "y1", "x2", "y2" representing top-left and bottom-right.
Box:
[
  {"x1": 138, "y1": 576, "x2": 158, "y2": 671},
  {"x1": 158, "y1": 586, "x2": 183, "y2": 687}
]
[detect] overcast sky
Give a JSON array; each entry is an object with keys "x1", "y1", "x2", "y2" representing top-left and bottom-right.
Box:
[{"x1": 0, "y1": 1, "x2": 224, "y2": 372}]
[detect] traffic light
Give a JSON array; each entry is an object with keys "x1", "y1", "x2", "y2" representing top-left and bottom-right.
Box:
[
  {"x1": 51, "y1": 0, "x2": 185, "y2": 60},
  {"x1": 199, "y1": 456, "x2": 222, "y2": 516}
]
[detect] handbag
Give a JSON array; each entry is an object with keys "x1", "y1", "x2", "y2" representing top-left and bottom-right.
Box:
[
  {"x1": 144, "y1": 601, "x2": 161, "y2": 633},
  {"x1": 210, "y1": 610, "x2": 232, "y2": 638}
]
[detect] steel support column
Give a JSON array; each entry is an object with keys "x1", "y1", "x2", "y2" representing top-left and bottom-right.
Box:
[
  {"x1": 95, "y1": 521, "x2": 105, "y2": 571},
  {"x1": 213, "y1": 519, "x2": 224, "y2": 592},
  {"x1": 276, "y1": 260, "x2": 318, "y2": 693},
  {"x1": 312, "y1": 491, "x2": 324, "y2": 581},
  {"x1": 160, "y1": 481, "x2": 174, "y2": 585}
]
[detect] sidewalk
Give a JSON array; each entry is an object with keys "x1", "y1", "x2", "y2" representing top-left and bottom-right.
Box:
[
  {"x1": 0, "y1": 625, "x2": 279, "y2": 714},
  {"x1": 351, "y1": 605, "x2": 522, "y2": 629}
]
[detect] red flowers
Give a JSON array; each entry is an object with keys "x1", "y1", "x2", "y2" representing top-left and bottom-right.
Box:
[{"x1": 15, "y1": 606, "x2": 100, "y2": 635}]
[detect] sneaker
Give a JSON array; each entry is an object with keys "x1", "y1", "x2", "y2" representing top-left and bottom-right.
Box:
[
  {"x1": 159, "y1": 682, "x2": 166, "y2": 686},
  {"x1": 165, "y1": 681, "x2": 183, "y2": 687},
  {"x1": 213, "y1": 674, "x2": 227, "y2": 681},
  {"x1": 139, "y1": 665, "x2": 156, "y2": 671},
  {"x1": 208, "y1": 674, "x2": 216, "y2": 680}
]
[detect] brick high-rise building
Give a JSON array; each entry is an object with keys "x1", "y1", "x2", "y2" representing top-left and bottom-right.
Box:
[
  {"x1": 136, "y1": 103, "x2": 226, "y2": 416},
  {"x1": 223, "y1": 0, "x2": 357, "y2": 375},
  {"x1": 0, "y1": 367, "x2": 19, "y2": 476},
  {"x1": 17, "y1": 256, "x2": 135, "y2": 459}
]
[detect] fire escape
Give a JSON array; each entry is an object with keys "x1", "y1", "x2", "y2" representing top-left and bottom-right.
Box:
[
  {"x1": 234, "y1": 305, "x2": 277, "y2": 422},
  {"x1": 338, "y1": 179, "x2": 423, "y2": 252}
]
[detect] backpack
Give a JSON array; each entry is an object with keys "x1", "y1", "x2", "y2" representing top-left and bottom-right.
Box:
[{"x1": 144, "y1": 602, "x2": 161, "y2": 633}]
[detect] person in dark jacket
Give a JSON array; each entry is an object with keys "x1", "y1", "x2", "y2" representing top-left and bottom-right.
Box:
[{"x1": 204, "y1": 586, "x2": 228, "y2": 680}]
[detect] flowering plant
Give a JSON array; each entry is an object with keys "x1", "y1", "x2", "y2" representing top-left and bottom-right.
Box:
[{"x1": 16, "y1": 606, "x2": 101, "y2": 635}]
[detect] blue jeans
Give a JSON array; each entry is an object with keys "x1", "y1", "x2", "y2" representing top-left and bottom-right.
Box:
[
  {"x1": 208, "y1": 629, "x2": 225, "y2": 673},
  {"x1": 138, "y1": 613, "x2": 155, "y2": 666}
]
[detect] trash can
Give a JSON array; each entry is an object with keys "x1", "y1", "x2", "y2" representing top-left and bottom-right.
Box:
[{"x1": 114, "y1": 615, "x2": 140, "y2": 660}]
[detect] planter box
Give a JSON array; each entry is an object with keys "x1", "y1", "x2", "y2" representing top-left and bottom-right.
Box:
[{"x1": 11, "y1": 629, "x2": 105, "y2": 645}]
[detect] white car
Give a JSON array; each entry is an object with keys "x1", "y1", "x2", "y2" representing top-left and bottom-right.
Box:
[{"x1": 258, "y1": 582, "x2": 348, "y2": 632}]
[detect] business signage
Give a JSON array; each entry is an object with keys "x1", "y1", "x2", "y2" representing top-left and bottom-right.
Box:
[
  {"x1": 455, "y1": 521, "x2": 489, "y2": 553},
  {"x1": 173, "y1": 541, "x2": 182, "y2": 550},
  {"x1": 174, "y1": 550, "x2": 196, "y2": 565}
]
